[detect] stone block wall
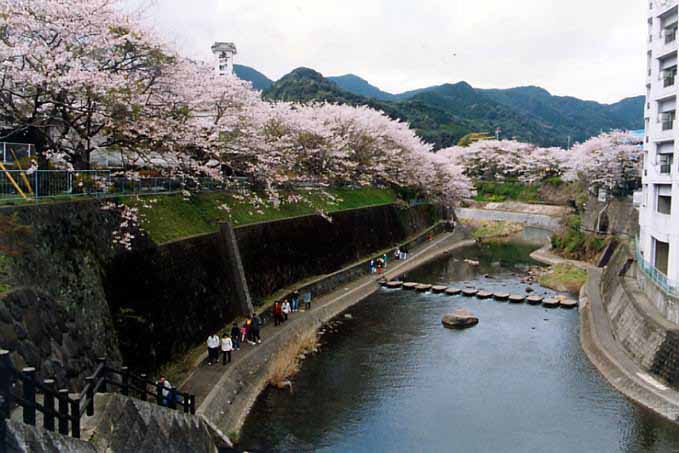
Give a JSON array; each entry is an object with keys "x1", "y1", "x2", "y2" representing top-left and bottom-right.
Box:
[
  {"x1": 236, "y1": 203, "x2": 441, "y2": 300},
  {"x1": 0, "y1": 201, "x2": 123, "y2": 388},
  {"x1": 600, "y1": 244, "x2": 679, "y2": 389},
  {"x1": 581, "y1": 194, "x2": 638, "y2": 236}
]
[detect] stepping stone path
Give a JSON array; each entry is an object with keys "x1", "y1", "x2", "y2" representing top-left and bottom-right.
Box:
[
  {"x1": 402, "y1": 282, "x2": 418, "y2": 290},
  {"x1": 560, "y1": 299, "x2": 578, "y2": 309},
  {"x1": 416, "y1": 284, "x2": 432, "y2": 292},
  {"x1": 494, "y1": 293, "x2": 510, "y2": 301},
  {"x1": 462, "y1": 288, "x2": 479, "y2": 297},
  {"x1": 445, "y1": 287, "x2": 462, "y2": 295},
  {"x1": 386, "y1": 281, "x2": 403, "y2": 289},
  {"x1": 543, "y1": 298, "x2": 561, "y2": 308},
  {"x1": 432, "y1": 285, "x2": 448, "y2": 293},
  {"x1": 509, "y1": 294, "x2": 526, "y2": 303},
  {"x1": 477, "y1": 291, "x2": 493, "y2": 299},
  {"x1": 526, "y1": 295, "x2": 544, "y2": 305}
]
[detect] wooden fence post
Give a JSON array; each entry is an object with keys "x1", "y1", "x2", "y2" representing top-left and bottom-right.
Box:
[
  {"x1": 21, "y1": 368, "x2": 36, "y2": 426},
  {"x1": 121, "y1": 367, "x2": 129, "y2": 396},
  {"x1": 70, "y1": 396, "x2": 80, "y2": 439},
  {"x1": 139, "y1": 374, "x2": 147, "y2": 401},
  {"x1": 0, "y1": 350, "x2": 11, "y2": 420},
  {"x1": 43, "y1": 379, "x2": 55, "y2": 432},
  {"x1": 85, "y1": 376, "x2": 95, "y2": 416},
  {"x1": 97, "y1": 357, "x2": 107, "y2": 393},
  {"x1": 58, "y1": 389, "x2": 69, "y2": 435}
]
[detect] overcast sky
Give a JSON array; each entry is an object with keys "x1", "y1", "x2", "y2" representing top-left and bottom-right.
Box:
[{"x1": 128, "y1": 0, "x2": 646, "y2": 104}]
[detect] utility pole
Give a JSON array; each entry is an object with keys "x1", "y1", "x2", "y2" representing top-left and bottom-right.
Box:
[
  {"x1": 567, "y1": 135, "x2": 571, "y2": 149},
  {"x1": 495, "y1": 127, "x2": 501, "y2": 141}
]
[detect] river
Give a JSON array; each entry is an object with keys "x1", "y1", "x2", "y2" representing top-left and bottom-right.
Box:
[{"x1": 239, "y1": 235, "x2": 679, "y2": 452}]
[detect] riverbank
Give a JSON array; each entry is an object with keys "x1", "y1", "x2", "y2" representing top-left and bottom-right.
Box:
[
  {"x1": 180, "y1": 230, "x2": 475, "y2": 439},
  {"x1": 580, "y1": 269, "x2": 679, "y2": 422}
]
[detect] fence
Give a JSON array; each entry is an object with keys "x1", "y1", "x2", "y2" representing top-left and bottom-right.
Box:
[
  {"x1": 0, "y1": 142, "x2": 33, "y2": 165},
  {"x1": 0, "y1": 169, "x2": 252, "y2": 204},
  {"x1": 635, "y1": 241, "x2": 679, "y2": 298},
  {"x1": 0, "y1": 351, "x2": 195, "y2": 442}
]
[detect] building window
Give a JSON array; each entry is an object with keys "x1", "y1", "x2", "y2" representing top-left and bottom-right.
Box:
[
  {"x1": 664, "y1": 66, "x2": 678, "y2": 87},
  {"x1": 659, "y1": 153, "x2": 674, "y2": 174},
  {"x1": 661, "y1": 110, "x2": 676, "y2": 130},
  {"x1": 653, "y1": 237, "x2": 670, "y2": 276},
  {"x1": 656, "y1": 184, "x2": 673, "y2": 214}
]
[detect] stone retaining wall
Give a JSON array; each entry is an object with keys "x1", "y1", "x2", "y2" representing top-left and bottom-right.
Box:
[{"x1": 600, "y1": 245, "x2": 679, "y2": 388}]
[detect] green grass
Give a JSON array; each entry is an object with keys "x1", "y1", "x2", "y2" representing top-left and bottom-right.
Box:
[
  {"x1": 0, "y1": 254, "x2": 10, "y2": 296},
  {"x1": 122, "y1": 187, "x2": 398, "y2": 244},
  {"x1": 474, "y1": 180, "x2": 540, "y2": 203},
  {"x1": 466, "y1": 220, "x2": 523, "y2": 240},
  {"x1": 551, "y1": 215, "x2": 606, "y2": 262},
  {"x1": 538, "y1": 263, "x2": 587, "y2": 293}
]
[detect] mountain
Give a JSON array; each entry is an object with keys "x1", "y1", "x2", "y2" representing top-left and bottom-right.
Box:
[
  {"x1": 328, "y1": 74, "x2": 398, "y2": 101},
  {"x1": 234, "y1": 64, "x2": 273, "y2": 91},
  {"x1": 262, "y1": 67, "x2": 643, "y2": 149}
]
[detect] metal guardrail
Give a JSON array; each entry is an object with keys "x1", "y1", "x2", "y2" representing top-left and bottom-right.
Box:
[
  {"x1": 0, "y1": 170, "x2": 252, "y2": 204},
  {"x1": 0, "y1": 142, "x2": 33, "y2": 165},
  {"x1": 635, "y1": 242, "x2": 679, "y2": 298}
]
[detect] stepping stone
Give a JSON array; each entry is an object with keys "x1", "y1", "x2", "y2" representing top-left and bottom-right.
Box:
[
  {"x1": 445, "y1": 287, "x2": 462, "y2": 295},
  {"x1": 560, "y1": 299, "x2": 578, "y2": 309},
  {"x1": 416, "y1": 284, "x2": 432, "y2": 292},
  {"x1": 432, "y1": 285, "x2": 448, "y2": 293},
  {"x1": 462, "y1": 288, "x2": 478, "y2": 297},
  {"x1": 477, "y1": 291, "x2": 493, "y2": 299},
  {"x1": 526, "y1": 295, "x2": 544, "y2": 305},
  {"x1": 386, "y1": 281, "x2": 403, "y2": 289},
  {"x1": 543, "y1": 298, "x2": 561, "y2": 308},
  {"x1": 402, "y1": 282, "x2": 418, "y2": 290},
  {"x1": 509, "y1": 295, "x2": 526, "y2": 303},
  {"x1": 493, "y1": 293, "x2": 510, "y2": 301}
]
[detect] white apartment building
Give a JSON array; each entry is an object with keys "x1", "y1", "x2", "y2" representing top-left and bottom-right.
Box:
[
  {"x1": 211, "y1": 42, "x2": 237, "y2": 76},
  {"x1": 640, "y1": 0, "x2": 679, "y2": 290}
]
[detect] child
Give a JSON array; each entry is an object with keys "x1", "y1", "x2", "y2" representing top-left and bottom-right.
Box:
[{"x1": 240, "y1": 322, "x2": 248, "y2": 344}]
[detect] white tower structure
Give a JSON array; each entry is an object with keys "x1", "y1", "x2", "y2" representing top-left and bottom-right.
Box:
[
  {"x1": 639, "y1": 0, "x2": 679, "y2": 290},
  {"x1": 211, "y1": 42, "x2": 237, "y2": 76}
]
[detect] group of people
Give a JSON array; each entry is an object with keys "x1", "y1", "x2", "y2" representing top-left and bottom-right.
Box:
[
  {"x1": 272, "y1": 290, "x2": 312, "y2": 326},
  {"x1": 206, "y1": 314, "x2": 263, "y2": 366},
  {"x1": 394, "y1": 246, "x2": 409, "y2": 261},
  {"x1": 369, "y1": 254, "x2": 389, "y2": 274}
]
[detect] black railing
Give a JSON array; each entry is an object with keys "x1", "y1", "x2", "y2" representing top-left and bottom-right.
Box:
[
  {"x1": 660, "y1": 164, "x2": 672, "y2": 174},
  {"x1": 0, "y1": 351, "x2": 195, "y2": 441}
]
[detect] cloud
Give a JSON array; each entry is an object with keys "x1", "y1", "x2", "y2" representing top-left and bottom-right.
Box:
[{"x1": 127, "y1": 0, "x2": 646, "y2": 103}]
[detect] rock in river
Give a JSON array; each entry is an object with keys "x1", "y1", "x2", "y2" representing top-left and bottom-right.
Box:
[{"x1": 441, "y1": 309, "x2": 479, "y2": 329}]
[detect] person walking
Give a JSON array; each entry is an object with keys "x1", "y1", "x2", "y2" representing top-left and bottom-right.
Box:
[
  {"x1": 292, "y1": 290, "x2": 301, "y2": 312},
  {"x1": 230, "y1": 322, "x2": 241, "y2": 350},
  {"x1": 282, "y1": 299, "x2": 291, "y2": 321},
  {"x1": 240, "y1": 321, "x2": 248, "y2": 344},
  {"x1": 252, "y1": 314, "x2": 262, "y2": 344},
  {"x1": 401, "y1": 246, "x2": 408, "y2": 260},
  {"x1": 207, "y1": 333, "x2": 220, "y2": 365},
  {"x1": 221, "y1": 333, "x2": 233, "y2": 365},
  {"x1": 303, "y1": 290, "x2": 312, "y2": 311},
  {"x1": 273, "y1": 301, "x2": 283, "y2": 326},
  {"x1": 369, "y1": 259, "x2": 376, "y2": 273},
  {"x1": 383, "y1": 253, "x2": 389, "y2": 269}
]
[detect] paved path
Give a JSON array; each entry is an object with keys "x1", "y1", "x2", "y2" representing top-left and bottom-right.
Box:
[
  {"x1": 180, "y1": 231, "x2": 474, "y2": 407},
  {"x1": 580, "y1": 269, "x2": 679, "y2": 422},
  {"x1": 530, "y1": 244, "x2": 595, "y2": 271}
]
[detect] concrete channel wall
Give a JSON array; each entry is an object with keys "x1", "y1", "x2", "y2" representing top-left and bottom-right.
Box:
[{"x1": 456, "y1": 207, "x2": 562, "y2": 231}]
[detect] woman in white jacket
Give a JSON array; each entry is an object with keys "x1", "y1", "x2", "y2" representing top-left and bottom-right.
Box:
[{"x1": 221, "y1": 333, "x2": 233, "y2": 365}]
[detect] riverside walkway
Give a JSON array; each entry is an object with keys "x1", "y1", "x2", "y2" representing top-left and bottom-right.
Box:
[{"x1": 180, "y1": 231, "x2": 474, "y2": 429}]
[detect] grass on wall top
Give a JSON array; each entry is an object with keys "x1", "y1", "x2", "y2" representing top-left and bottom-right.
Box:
[{"x1": 122, "y1": 187, "x2": 398, "y2": 244}]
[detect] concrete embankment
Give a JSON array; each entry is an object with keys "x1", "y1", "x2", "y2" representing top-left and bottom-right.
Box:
[
  {"x1": 192, "y1": 231, "x2": 475, "y2": 437},
  {"x1": 456, "y1": 202, "x2": 567, "y2": 231},
  {"x1": 580, "y1": 245, "x2": 679, "y2": 423}
]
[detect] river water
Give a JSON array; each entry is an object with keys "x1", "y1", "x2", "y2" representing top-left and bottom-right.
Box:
[{"x1": 240, "y1": 236, "x2": 679, "y2": 452}]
